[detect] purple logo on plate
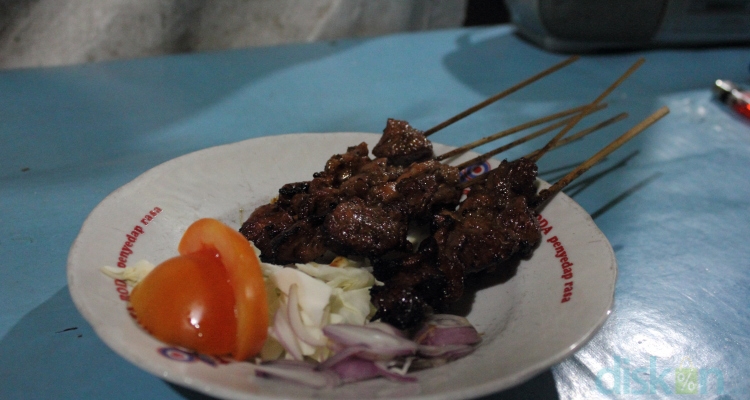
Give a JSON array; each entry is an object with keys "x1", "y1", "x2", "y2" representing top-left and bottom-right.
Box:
[
  {"x1": 158, "y1": 347, "x2": 229, "y2": 367},
  {"x1": 459, "y1": 161, "x2": 491, "y2": 182}
]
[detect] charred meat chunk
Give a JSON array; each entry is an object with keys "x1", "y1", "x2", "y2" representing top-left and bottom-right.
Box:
[
  {"x1": 323, "y1": 197, "x2": 409, "y2": 257},
  {"x1": 267, "y1": 217, "x2": 328, "y2": 265},
  {"x1": 239, "y1": 203, "x2": 295, "y2": 261},
  {"x1": 395, "y1": 160, "x2": 461, "y2": 222},
  {"x1": 431, "y1": 158, "x2": 542, "y2": 300},
  {"x1": 241, "y1": 144, "x2": 375, "y2": 262},
  {"x1": 321, "y1": 142, "x2": 372, "y2": 184},
  {"x1": 370, "y1": 240, "x2": 449, "y2": 330},
  {"x1": 370, "y1": 158, "x2": 543, "y2": 321},
  {"x1": 372, "y1": 119, "x2": 434, "y2": 167}
]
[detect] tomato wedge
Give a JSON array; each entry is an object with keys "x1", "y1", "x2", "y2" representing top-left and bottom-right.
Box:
[
  {"x1": 178, "y1": 218, "x2": 269, "y2": 360},
  {"x1": 130, "y1": 218, "x2": 268, "y2": 360},
  {"x1": 130, "y1": 249, "x2": 238, "y2": 355}
]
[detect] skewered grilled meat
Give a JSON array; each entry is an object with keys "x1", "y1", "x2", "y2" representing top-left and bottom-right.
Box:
[
  {"x1": 240, "y1": 124, "x2": 541, "y2": 329},
  {"x1": 321, "y1": 159, "x2": 462, "y2": 258},
  {"x1": 370, "y1": 238, "x2": 450, "y2": 330},
  {"x1": 238, "y1": 203, "x2": 295, "y2": 258},
  {"x1": 372, "y1": 119, "x2": 434, "y2": 167},
  {"x1": 434, "y1": 158, "x2": 541, "y2": 298},
  {"x1": 238, "y1": 57, "x2": 667, "y2": 332},
  {"x1": 267, "y1": 217, "x2": 329, "y2": 265},
  {"x1": 371, "y1": 158, "x2": 542, "y2": 329},
  {"x1": 240, "y1": 143, "x2": 373, "y2": 263},
  {"x1": 393, "y1": 159, "x2": 461, "y2": 223},
  {"x1": 369, "y1": 104, "x2": 674, "y2": 330},
  {"x1": 323, "y1": 197, "x2": 410, "y2": 257},
  {"x1": 240, "y1": 138, "x2": 460, "y2": 264}
]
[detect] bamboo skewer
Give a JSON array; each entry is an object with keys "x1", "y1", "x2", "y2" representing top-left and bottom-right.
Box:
[
  {"x1": 528, "y1": 58, "x2": 646, "y2": 163},
  {"x1": 523, "y1": 112, "x2": 629, "y2": 160},
  {"x1": 454, "y1": 117, "x2": 573, "y2": 169},
  {"x1": 456, "y1": 111, "x2": 628, "y2": 170},
  {"x1": 423, "y1": 55, "x2": 580, "y2": 137},
  {"x1": 536, "y1": 106, "x2": 670, "y2": 204},
  {"x1": 434, "y1": 103, "x2": 606, "y2": 162}
]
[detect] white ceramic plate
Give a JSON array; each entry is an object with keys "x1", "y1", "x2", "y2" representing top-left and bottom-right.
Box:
[{"x1": 68, "y1": 133, "x2": 616, "y2": 400}]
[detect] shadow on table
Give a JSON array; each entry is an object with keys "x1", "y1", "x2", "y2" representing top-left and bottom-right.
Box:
[{"x1": 0, "y1": 286, "x2": 178, "y2": 399}]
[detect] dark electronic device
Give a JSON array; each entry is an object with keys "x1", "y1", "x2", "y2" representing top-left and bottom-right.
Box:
[{"x1": 504, "y1": 0, "x2": 750, "y2": 52}]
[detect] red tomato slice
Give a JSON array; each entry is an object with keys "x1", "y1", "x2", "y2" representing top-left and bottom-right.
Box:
[
  {"x1": 178, "y1": 218, "x2": 269, "y2": 360},
  {"x1": 130, "y1": 250, "x2": 237, "y2": 355}
]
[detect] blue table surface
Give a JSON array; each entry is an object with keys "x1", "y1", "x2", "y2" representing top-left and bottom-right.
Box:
[{"x1": 2, "y1": 25, "x2": 749, "y2": 399}]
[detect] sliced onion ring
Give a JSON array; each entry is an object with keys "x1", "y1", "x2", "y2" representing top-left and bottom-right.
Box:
[
  {"x1": 271, "y1": 308, "x2": 303, "y2": 360},
  {"x1": 318, "y1": 345, "x2": 369, "y2": 370},
  {"x1": 413, "y1": 314, "x2": 482, "y2": 347},
  {"x1": 418, "y1": 343, "x2": 476, "y2": 359},
  {"x1": 323, "y1": 324, "x2": 418, "y2": 360},
  {"x1": 287, "y1": 283, "x2": 328, "y2": 347},
  {"x1": 328, "y1": 357, "x2": 382, "y2": 384}
]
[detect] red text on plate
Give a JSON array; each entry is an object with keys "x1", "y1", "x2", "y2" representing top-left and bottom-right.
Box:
[
  {"x1": 537, "y1": 214, "x2": 574, "y2": 303},
  {"x1": 111, "y1": 206, "x2": 162, "y2": 301}
]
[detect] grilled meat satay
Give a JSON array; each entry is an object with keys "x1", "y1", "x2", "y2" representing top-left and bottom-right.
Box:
[
  {"x1": 370, "y1": 157, "x2": 541, "y2": 329},
  {"x1": 239, "y1": 137, "x2": 461, "y2": 264},
  {"x1": 240, "y1": 56, "x2": 586, "y2": 264},
  {"x1": 323, "y1": 158, "x2": 461, "y2": 258},
  {"x1": 372, "y1": 118, "x2": 434, "y2": 166},
  {"x1": 370, "y1": 106, "x2": 671, "y2": 330},
  {"x1": 240, "y1": 142, "x2": 375, "y2": 263}
]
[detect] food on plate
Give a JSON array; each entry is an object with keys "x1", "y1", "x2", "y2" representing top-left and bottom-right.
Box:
[
  {"x1": 371, "y1": 118, "x2": 434, "y2": 166},
  {"x1": 371, "y1": 157, "x2": 542, "y2": 328},
  {"x1": 238, "y1": 118, "x2": 548, "y2": 330},
  {"x1": 128, "y1": 218, "x2": 268, "y2": 360},
  {"x1": 255, "y1": 313, "x2": 482, "y2": 388},
  {"x1": 239, "y1": 131, "x2": 462, "y2": 265},
  {"x1": 258, "y1": 256, "x2": 380, "y2": 362},
  {"x1": 109, "y1": 218, "x2": 482, "y2": 387}
]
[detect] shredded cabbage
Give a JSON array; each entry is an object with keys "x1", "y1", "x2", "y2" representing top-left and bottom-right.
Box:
[
  {"x1": 102, "y1": 246, "x2": 381, "y2": 363},
  {"x1": 100, "y1": 259, "x2": 155, "y2": 285},
  {"x1": 258, "y1": 254, "x2": 381, "y2": 362}
]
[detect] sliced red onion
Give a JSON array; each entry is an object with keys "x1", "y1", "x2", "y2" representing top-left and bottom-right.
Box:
[
  {"x1": 413, "y1": 314, "x2": 482, "y2": 347},
  {"x1": 272, "y1": 308, "x2": 303, "y2": 360},
  {"x1": 329, "y1": 357, "x2": 417, "y2": 384},
  {"x1": 418, "y1": 343, "x2": 476, "y2": 360},
  {"x1": 328, "y1": 357, "x2": 382, "y2": 383},
  {"x1": 253, "y1": 360, "x2": 341, "y2": 389},
  {"x1": 373, "y1": 361, "x2": 418, "y2": 383},
  {"x1": 323, "y1": 324, "x2": 418, "y2": 360},
  {"x1": 362, "y1": 321, "x2": 407, "y2": 338},
  {"x1": 318, "y1": 344, "x2": 369, "y2": 370},
  {"x1": 414, "y1": 325, "x2": 482, "y2": 347},
  {"x1": 255, "y1": 314, "x2": 482, "y2": 388},
  {"x1": 287, "y1": 283, "x2": 328, "y2": 347}
]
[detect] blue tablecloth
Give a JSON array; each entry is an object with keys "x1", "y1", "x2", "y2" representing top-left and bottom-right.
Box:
[{"x1": 2, "y1": 25, "x2": 749, "y2": 399}]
